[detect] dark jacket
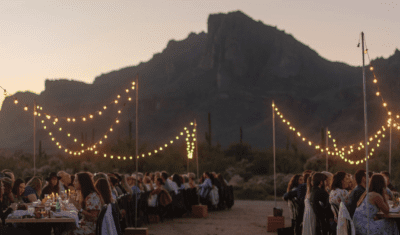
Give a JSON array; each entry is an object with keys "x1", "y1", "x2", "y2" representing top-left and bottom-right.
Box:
[
  {"x1": 346, "y1": 184, "x2": 365, "y2": 218},
  {"x1": 310, "y1": 186, "x2": 334, "y2": 233},
  {"x1": 297, "y1": 183, "x2": 308, "y2": 205}
]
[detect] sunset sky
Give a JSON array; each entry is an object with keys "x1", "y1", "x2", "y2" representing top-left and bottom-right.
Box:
[{"x1": 1, "y1": 0, "x2": 398, "y2": 109}]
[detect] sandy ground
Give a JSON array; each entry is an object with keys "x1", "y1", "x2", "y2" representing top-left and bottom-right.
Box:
[{"x1": 145, "y1": 200, "x2": 291, "y2": 235}]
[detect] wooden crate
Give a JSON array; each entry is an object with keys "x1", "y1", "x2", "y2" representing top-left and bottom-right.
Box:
[
  {"x1": 267, "y1": 216, "x2": 285, "y2": 232},
  {"x1": 125, "y1": 228, "x2": 148, "y2": 235},
  {"x1": 191, "y1": 205, "x2": 208, "y2": 218},
  {"x1": 148, "y1": 214, "x2": 160, "y2": 223}
]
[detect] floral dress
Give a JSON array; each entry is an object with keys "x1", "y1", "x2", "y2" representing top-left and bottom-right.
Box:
[
  {"x1": 329, "y1": 188, "x2": 349, "y2": 207},
  {"x1": 69, "y1": 192, "x2": 102, "y2": 235},
  {"x1": 353, "y1": 195, "x2": 399, "y2": 235}
]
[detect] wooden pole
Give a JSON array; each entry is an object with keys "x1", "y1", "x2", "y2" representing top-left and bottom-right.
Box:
[
  {"x1": 361, "y1": 32, "x2": 370, "y2": 235},
  {"x1": 135, "y1": 74, "x2": 139, "y2": 227},
  {"x1": 33, "y1": 100, "x2": 36, "y2": 176},
  {"x1": 272, "y1": 100, "x2": 276, "y2": 208}
]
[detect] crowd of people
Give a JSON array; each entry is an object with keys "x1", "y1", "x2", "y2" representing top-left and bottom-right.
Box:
[
  {"x1": 284, "y1": 169, "x2": 399, "y2": 235},
  {"x1": 0, "y1": 169, "x2": 234, "y2": 235}
]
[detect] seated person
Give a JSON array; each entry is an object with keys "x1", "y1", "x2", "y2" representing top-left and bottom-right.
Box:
[
  {"x1": 57, "y1": 171, "x2": 75, "y2": 191},
  {"x1": 346, "y1": 169, "x2": 367, "y2": 218},
  {"x1": 68, "y1": 173, "x2": 102, "y2": 235},
  {"x1": 41, "y1": 172, "x2": 61, "y2": 199},
  {"x1": 329, "y1": 171, "x2": 350, "y2": 207},
  {"x1": 11, "y1": 179, "x2": 27, "y2": 203},
  {"x1": 198, "y1": 172, "x2": 213, "y2": 202},
  {"x1": 161, "y1": 172, "x2": 178, "y2": 195},
  {"x1": 353, "y1": 174, "x2": 399, "y2": 235},
  {"x1": 149, "y1": 178, "x2": 172, "y2": 208},
  {"x1": 1, "y1": 177, "x2": 14, "y2": 225},
  {"x1": 310, "y1": 173, "x2": 335, "y2": 235},
  {"x1": 1, "y1": 177, "x2": 14, "y2": 208},
  {"x1": 25, "y1": 176, "x2": 42, "y2": 202}
]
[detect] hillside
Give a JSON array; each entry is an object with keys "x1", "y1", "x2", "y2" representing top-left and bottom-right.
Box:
[{"x1": 0, "y1": 11, "x2": 399, "y2": 155}]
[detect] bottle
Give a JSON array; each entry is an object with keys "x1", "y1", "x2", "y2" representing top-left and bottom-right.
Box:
[{"x1": 56, "y1": 197, "x2": 61, "y2": 212}]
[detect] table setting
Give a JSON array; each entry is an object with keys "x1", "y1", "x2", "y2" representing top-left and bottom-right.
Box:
[{"x1": 6, "y1": 193, "x2": 80, "y2": 227}]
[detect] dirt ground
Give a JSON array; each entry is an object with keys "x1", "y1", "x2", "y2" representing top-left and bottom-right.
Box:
[{"x1": 145, "y1": 200, "x2": 291, "y2": 235}]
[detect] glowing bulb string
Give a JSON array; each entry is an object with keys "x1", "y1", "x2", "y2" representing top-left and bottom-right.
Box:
[
  {"x1": 273, "y1": 105, "x2": 387, "y2": 165},
  {"x1": 37, "y1": 111, "x2": 121, "y2": 156},
  {"x1": 91, "y1": 123, "x2": 196, "y2": 160},
  {"x1": 38, "y1": 103, "x2": 125, "y2": 150},
  {"x1": 186, "y1": 122, "x2": 196, "y2": 159},
  {"x1": 327, "y1": 125, "x2": 386, "y2": 155},
  {"x1": 364, "y1": 46, "x2": 400, "y2": 128},
  {"x1": 329, "y1": 127, "x2": 386, "y2": 158},
  {"x1": 13, "y1": 81, "x2": 136, "y2": 123}
]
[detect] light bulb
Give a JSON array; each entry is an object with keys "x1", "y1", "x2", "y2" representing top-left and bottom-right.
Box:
[
  {"x1": 373, "y1": 79, "x2": 377, "y2": 83},
  {"x1": 99, "y1": 111, "x2": 102, "y2": 115},
  {"x1": 128, "y1": 97, "x2": 132, "y2": 101},
  {"x1": 103, "y1": 106, "x2": 107, "y2": 110},
  {"x1": 89, "y1": 114, "x2": 93, "y2": 119},
  {"x1": 67, "y1": 118, "x2": 71, "y2": 122},
  {"x1": 376, "y1": 92, "x2": 380, "y2": 96},
  {"x1": 114, "y1": 100, "x2": 118, "y2": 104},
  {"x1": 117, "y1": 95, "x2": 121, "y2": 99},
  {"x1": 126, "y1": 89, "x2": 129, "y2": 93}
]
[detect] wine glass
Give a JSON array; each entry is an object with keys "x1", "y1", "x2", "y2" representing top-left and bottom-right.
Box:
[
  {"x1": 27, "y1": 206, "x2": 35, "y2": 214},
  {"x1": 45, "y1": 202, "x2": 51, "y2": 218}
]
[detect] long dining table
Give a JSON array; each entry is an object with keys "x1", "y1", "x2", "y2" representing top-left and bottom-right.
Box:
[{"x1": 5, "y1": 201, "x2": 79, "y2": 235}]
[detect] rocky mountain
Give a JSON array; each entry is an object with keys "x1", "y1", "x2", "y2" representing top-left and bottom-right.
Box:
[{"x1": 1, "y1": 11, "x2": 399, "y2": 155}]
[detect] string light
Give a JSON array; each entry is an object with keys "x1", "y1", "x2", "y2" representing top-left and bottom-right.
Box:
[{"x1": 273, "y1": 103, "x2": 388, "y2": 165}]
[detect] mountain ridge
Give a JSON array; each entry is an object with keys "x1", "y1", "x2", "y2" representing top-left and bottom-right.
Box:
[{"x1": 1, "y1": 10, "x2": 399, "y2": 155}]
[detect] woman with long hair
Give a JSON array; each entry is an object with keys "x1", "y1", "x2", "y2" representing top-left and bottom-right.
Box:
[
  {"x1": 1, "y1": 178, "x2": 14, "y2": 207},
  {"x1": 329, "y1": 171, "x2": 350, "y2": 207},
  {"x1": 302, "y1": 172, "x2": 317, "y2": 235},
  {"x1": 11, "y1": 179, "x2": 26, "y2": 203},
  {"x1": 287, "y1": 174, "x2": 303, "y2": 193},
  {"x1": 353, "y1": 174, "x2": 399, "y2": 235},
  {"x1": 95, "y1": 179, "x2": 112, "y2": 205},
  {"x1": 41, "y1": 172, "x2": 60, "y2": 199},
  {"x1": 68, "y1": 172, "x2": 103, "y2": 235},
  {"x1": 0, "y1": 179, "x2": 14, "y2": 226}
]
